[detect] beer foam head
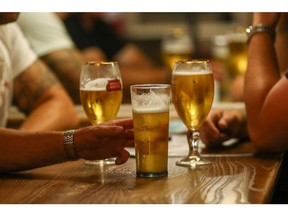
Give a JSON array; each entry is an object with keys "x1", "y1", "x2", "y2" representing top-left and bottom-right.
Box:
[
  {"x1": 174, "y1": 70, "x2": 212, "y2": 75},
  {"x1": 82, "y1": 78, "x2": 109, "y2": 90},
  {"x1": 132, "y1": 90, "x2": 170, "y2": 113}
]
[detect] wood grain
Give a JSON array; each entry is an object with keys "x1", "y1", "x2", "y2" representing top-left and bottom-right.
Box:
[{"x1": 0, "y1": 142, "x2": 282, "y2": 204}]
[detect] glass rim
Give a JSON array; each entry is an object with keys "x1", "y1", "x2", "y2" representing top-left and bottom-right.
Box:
[
  {"x1": 174, "y1": 59, "x2": 210, "y2": 64},
  {"x1": 83, "y1": 61, "x2": 118, "y2": 66},
  {"x1": 130, "y1": 84, "x2": 171, "y2": 89}
]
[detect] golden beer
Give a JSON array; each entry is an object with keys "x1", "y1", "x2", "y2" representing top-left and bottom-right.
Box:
[
  {"x1": 226, "y1": 31, "x2": 247, "y2": 78},
  {"x1": 161, "y1": 28, "x2": 194, "y2": 71},
  {"x1": 227, "y1": 41, "x2": 247, "y2": 78},
  {"x1": 80, "y1": 88, "x2": 122, "y2": 125},
  {"x1": 133, "y1": 109, "x2": 169, "y2": 177},
  {"x1": 172, "y1": 72, "x2": 214, "y2": 131}
]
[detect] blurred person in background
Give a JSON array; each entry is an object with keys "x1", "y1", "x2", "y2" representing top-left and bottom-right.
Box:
[
  {"x1": 199, "y1": 12, "x2": 288, "y2": 153},
  {"x1": 0, "y1": 13, "x2": 134, "y2": 174},
  {"x1": 58, "y1": 12, "x2": 171, "y2": 103},
  {"x1": 18, "y1": 12, "x2": 170, "y2": 104},
  {"x1": 17, "y1": 12, "x2": 85, "y2": 104},
  {"x1": 0, "y1": 12, "x2": 78, "y2": 131}
]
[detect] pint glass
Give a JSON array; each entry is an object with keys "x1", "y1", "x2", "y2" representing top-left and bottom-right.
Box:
[{"x1": 130, "y1": 84, "x2": 171, "y2": 177}]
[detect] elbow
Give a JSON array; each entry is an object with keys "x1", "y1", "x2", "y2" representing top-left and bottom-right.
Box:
[
  {"x1": 248, "y1": 126, "x2": 285, "y2": 153},
  {"x1": 53, "y1": 87, "x2": 80, "y2": 129},
  {"x1": 60, "y1": 99, "x2": 80, "y2": 129},
  {"x1": 64, "y1": 105, "x2": 80, "y2": 129}
]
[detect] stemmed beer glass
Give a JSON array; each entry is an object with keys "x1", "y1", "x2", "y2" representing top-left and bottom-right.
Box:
[
  {"x1": 80, "y1": 61, "x2": 123, "y2": 166},
  {"x1": 171, "y1": 60, "x2": 214, "y2": 167}
]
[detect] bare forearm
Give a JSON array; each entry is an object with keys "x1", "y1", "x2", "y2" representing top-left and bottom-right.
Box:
[
  {"x1": 245, "y1": 34, "x2": 280, "y2": 108},
  {"x1": 245, "y1": 23, "x2": 280, "y2": 128},
  {"x1": 41, "y1": 48, "x2": 84, "y2": 104},
  {"x1": 19, "y1": 86, "x2": 79, "y2": 131},
  {"x1": 0, "y1": 128, "x2": 66, "y2": 173}
]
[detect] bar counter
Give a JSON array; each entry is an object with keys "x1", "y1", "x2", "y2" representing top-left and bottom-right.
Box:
[
  {"x1": 0, "y1": 142, "x2": 282, "y2": 204},
  {"x1": 3, "y1": 103, "x2": 283, "y2": 204}
]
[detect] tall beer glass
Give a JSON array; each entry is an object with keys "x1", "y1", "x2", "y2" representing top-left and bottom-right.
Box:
[
  {"x1": 131, "y1": 84, "x2": 171, "y2": 177},
  {"x1": 171, "y1": 60, "x2": 214, "y2": 167},
  {"x1": 80, "y1": 61, "x2": 123, "y2": 166}
]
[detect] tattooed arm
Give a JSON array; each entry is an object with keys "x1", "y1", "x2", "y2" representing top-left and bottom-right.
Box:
[
  {"x1": 13, "y1": 59, "x2": 79, "y2": 131},
  {"x1": 41, "y1": 48, "x2": 84, "y2": 104}
]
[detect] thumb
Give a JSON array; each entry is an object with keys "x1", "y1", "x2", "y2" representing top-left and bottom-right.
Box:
[{"x1": 218, "y1": 118, "x2": 229, "y2": 131}]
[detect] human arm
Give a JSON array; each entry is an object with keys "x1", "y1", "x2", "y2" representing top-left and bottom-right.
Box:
[
  {"x1": 244, "y1": 12, "x2": 288, "y2": 151},
  {"x1": 40, "y1": 48, "x2": 84, "y2": 104},
  {"x1": 13, "y1": 59, "x2": 79, "y2": 131},
  {"x1": 199, "y1": 109, "x2": 248, "y2": 148},
  {"x1": 0, "y1": 118, "x2": 134, "y2": 174},
  {"x1": 16, "y1": 13, "x2": 85, "y2": 104}
]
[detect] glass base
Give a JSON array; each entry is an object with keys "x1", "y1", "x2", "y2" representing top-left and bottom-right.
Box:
[
  {"x1": 136, "y1": 171, "x2": 168, "y2": 178},
  {"x1": 176, "y1": 156, "x2": 212, "y2": 168},
  {"x1": 85, "y1": 158, "x2": 116, "y2": 166}
]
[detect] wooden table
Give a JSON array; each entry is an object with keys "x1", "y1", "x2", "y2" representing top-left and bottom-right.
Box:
[
  {"x1": 4, "y1": 102, "x2": 283, "y2": 204},
  {"x1": 0, "y1": 141, "x2": 282, "y2": 204}
]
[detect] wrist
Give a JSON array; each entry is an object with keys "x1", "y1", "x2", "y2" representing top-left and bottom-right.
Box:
[
  {"x1": 246, "y1": 24, "x2": 276, "y2": 44},
  {"x1": 63, "y1": 129, "x2": 79, "y2": 161}
]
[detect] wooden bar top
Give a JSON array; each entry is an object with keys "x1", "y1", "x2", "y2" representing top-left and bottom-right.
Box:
[
  {"x1": 0, "y1": 141, "x2": 282, "y2": 204},
  {"x1": 4, "y1": 102, "x2": 282, "y2": 204}
]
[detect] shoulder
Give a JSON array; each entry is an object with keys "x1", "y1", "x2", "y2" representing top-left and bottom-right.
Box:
[{"x1": 16, "y1": 12, "x2": 74, "y2": 56}]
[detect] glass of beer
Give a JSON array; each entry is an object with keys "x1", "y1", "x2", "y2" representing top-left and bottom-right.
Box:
[
  {"x1": 161, "y1": 27, "x2": 194, "y2": 72},
  {"x1": 130, "y1": 84, "x2": 171, "y2": 177},
  {"x1": 171, "y1": 60, "x2": 214, "y2": 167},
  {"x1": 226, "y1": 29, "x2": 247, "y2": 78},
  {"x1": 80, "y1": 61, "x2": 123, "y2": 166}
]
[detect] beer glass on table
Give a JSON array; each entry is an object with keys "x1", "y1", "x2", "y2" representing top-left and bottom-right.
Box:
[
  {"x1": 131, "y1": 84, "x2": 171, "y2": 177},
  {"x1": 171, "y1": 60, "x2": 214, "y2": 167},
  {"x1": 161, "y1": 28, "x2": 194, "y2": 72},
  {"x1": 80, "y1": 61, "x2": 123, "y2": 166}
]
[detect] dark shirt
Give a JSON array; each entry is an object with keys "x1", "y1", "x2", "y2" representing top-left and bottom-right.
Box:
[{"x1": 63, "y1": 13, "x2": 127, "y2": 60}]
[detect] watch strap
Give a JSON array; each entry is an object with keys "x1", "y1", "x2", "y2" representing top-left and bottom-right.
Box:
[
  {"x1": 246, "y1": 24, "x2": 276, "y2": 44},
  {"x1": 63, "y1": 129, "x2": 79, "y2": 161}
]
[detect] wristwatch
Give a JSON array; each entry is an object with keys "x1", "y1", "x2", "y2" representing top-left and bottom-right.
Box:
[
  {"x1": 246, "y1": 24, "x2": 276, "y2": 44},
  {"x1": 63, "y1": 129, "x2": 79, "y2": 161}
]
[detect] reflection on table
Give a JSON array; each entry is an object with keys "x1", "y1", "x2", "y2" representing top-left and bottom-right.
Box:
[{"x1": 0, "y1": 140, "x2": 282, "y2": 204}]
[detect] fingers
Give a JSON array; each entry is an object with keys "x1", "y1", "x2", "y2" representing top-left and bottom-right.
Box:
[
  {"x1": 100, "y1": 118, "x2": 133, "y2": 129},
  {"x1": 115, "y1": 118, "x2": 133, "y2": 129},
  {"x1": 93, "y1": 126, "x2": 124, "y2": 137},
  {"x1": 200, "y1": 110, "x2": 231, "y2": 148},
  {"x1": 115, "y1": 149, "x2": 130, "y2": 165}
]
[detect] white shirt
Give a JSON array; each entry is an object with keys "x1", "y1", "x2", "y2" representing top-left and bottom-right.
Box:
[
  {"x1": 0, "y1": 23, "x2": 37, "y2": 127},
  {"x1": 16, "y1": 12, "x2": 74, "y2": 57}
]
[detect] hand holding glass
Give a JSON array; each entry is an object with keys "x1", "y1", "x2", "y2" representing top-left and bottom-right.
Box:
[
  {"x1": 171, "y1": 60, "x2": 214, "y2": 167},
  {"x1": 80, "y1": 61, "x2": 123, "y2": 166}
]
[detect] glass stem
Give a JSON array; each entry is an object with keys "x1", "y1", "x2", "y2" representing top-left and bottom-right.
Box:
[{"x1": 187, "y1": 130, "x2": 201, "y2": 161}]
